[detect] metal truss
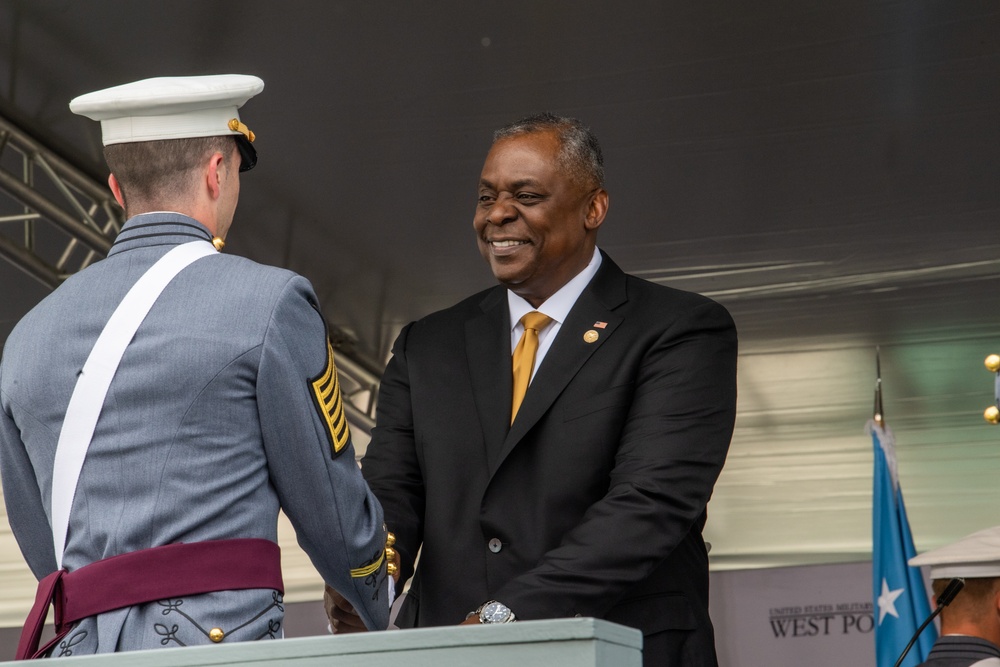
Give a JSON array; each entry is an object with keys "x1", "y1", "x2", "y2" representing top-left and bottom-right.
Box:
[
  {"x1": 0, "y1": 114, "x2": 120, "y2": 288},
  {"x1": 0, "y1": 112, "x2": 381, "y2": 434},
  {"x1": 328, "y1": 329, "x2": 383, "y2": 433}
]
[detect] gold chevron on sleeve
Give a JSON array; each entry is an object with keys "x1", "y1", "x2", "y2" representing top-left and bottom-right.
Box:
[
  {"x1": 310, "y1": 339, "x2": 351, "y2": 456},
  {"x1": 349, "y1": 549, "x2": 385, "y2": 578}
]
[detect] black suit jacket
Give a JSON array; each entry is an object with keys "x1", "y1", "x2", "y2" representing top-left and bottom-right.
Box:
[{"x1": 362, "y1": 252, "x2": 737, "y2": 666}]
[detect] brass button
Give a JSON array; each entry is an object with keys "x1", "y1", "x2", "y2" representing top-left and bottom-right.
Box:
[
  {"x1": 488, "y1": 538, "x2": 502, "y2": 553},
  {"x1": 985, "y1": 406, "x2": 1000, "y2": 424},
  {"x1": 986, "y1": 354, "x2": 1000, "y2": 372},
  {"x1": 209, "y1": 627, "x2": 225, "y2": 643}
]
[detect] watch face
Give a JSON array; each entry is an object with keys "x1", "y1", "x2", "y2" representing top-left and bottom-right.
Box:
[{"x1": 482, "y1": 601, "x2": 511, "y2": 623}]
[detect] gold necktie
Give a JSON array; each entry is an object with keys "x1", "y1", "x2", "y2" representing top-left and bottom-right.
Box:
[{"x1": 511, "y1": 311, "x2": 552, "y2": 423}]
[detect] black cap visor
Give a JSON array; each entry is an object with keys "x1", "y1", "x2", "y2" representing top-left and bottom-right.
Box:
[{"x1": 235, "y1": 134, "x2": 257, "y2": 172}]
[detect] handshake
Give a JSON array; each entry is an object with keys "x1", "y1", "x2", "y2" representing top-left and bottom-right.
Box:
[
  {"x1": 323, "y1": 537, "x2": 491, "y2": 631},
  {"x1": 324, "y1": 535, "x2": 401, "y2": 633}
]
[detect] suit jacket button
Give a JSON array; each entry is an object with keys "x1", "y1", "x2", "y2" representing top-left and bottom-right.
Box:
[{"x1": 488, "y1": 538, "x2": 503, "y2": 553}]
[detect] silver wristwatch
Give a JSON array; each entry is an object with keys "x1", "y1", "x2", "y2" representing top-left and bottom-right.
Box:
[{"x1": 476, "y1": 600, "x2": 516, "y2": 624}]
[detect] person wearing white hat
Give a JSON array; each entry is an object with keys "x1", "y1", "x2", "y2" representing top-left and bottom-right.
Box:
[
  {"x1": 908, "y1": 526, "x2": 1000, "y2": 667},
  {"x1": 0, "y1": 75, "x2": 392, "y2": 657}
]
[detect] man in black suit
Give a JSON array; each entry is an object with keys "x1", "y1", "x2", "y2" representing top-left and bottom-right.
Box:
[{"x1": 327, "y1": 113, "x2": 737, "y2": 666}]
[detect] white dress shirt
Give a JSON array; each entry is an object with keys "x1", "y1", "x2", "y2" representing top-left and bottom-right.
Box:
[{"x1": 507, "y1": 247, "x2": 603, "y2": 383}]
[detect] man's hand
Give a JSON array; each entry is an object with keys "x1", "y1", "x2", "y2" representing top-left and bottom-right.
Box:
[
  {"x1": 324, "y1": 585, "x2": 368, "y2": 634},
  {"x1": 459, "y1": 615, "x2": 481, "y2": 626}
]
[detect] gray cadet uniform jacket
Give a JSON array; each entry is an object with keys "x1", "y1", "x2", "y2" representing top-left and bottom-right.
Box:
[
  {"x1": 0, "y1": 213, "x2": 389, "y2": 656},
  {"x1": 917, "y1": 636, "x2": 1000, "y2": 667}
]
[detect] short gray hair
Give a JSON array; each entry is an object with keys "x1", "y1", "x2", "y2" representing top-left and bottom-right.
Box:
[{"x1": 493, "y1": 112, "x2": 604, "y2": 189}]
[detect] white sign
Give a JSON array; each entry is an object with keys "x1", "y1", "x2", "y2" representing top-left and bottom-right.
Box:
[{"x1": 711, "y1": 561, "x2": 883, "y2": 667}]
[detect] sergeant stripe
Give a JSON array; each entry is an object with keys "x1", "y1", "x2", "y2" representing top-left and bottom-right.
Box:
[{"x1": 310, "y1": 340, "x2": 351, "y2": 455}]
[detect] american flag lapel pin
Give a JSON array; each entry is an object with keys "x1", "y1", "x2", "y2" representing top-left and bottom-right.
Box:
[{"x1": 593, "y1": 321, "x2": 608, "y2": 329}]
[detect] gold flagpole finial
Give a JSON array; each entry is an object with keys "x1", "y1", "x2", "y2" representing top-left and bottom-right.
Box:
[{"x1": 873, "y1": 346, "x2": 885, "y2": 428}]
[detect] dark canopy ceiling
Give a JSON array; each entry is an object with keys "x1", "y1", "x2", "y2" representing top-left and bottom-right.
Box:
[{"x1": 1, "y1": 0, "x2": 999, "y2": 580}]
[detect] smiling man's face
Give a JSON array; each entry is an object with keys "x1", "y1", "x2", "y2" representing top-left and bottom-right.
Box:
[{"x1": 473, "y1": 129, "x2": 607, "y2": 307}]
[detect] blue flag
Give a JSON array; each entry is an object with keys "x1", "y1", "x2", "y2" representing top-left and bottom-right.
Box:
[{"x1": 870, "y1": 420, "x2": 936, "y2": 667}]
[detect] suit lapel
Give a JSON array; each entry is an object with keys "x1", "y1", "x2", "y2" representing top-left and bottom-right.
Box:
[
  {"x1": 491, "y1": 254, "x2": 629, "y2": 475},
  {"x1": 465, "y1": 288, "x2": 513, "y2": 467}
]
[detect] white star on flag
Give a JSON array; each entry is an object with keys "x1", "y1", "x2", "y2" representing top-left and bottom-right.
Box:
[{"x1": 877, "y1": 578, "x2": 905, "y2": 624}]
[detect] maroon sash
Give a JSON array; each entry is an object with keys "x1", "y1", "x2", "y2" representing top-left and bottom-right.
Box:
[{"x1": 16, "y1": 538, "x2": 283, "y2": 660}]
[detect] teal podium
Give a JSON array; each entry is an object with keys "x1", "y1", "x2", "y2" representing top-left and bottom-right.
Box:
[{"x1": 1, "y1": 618, "x2": 641, "y2": 666}]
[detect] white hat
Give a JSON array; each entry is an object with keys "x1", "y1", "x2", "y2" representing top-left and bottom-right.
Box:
[
  {"x1": 70, "y1": 75, "x2": 263, "y2": 170},
  {"x1": 909, "y1": 525, "x2": 1000, "y2": 580}
]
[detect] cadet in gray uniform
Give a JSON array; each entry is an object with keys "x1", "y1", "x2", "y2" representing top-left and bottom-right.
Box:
[
  {"x1": 0, "y1": 75, "x2": 390, "y2": 657},
  {"x1": 909, "y1": 526, "x2": 1000, "y2": 667}
]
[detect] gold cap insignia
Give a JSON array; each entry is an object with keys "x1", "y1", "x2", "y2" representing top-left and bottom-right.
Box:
[{"x1": 228, "y1": 118, "x2": 256, "y2": 143}]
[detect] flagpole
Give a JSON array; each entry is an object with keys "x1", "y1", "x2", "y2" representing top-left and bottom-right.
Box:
[
  {"x1": 874, "y1": 346, "x2": 884, "y2": 428},
  {"x1": 870, "y1": 347, "x2": 936, "y2": 667}
]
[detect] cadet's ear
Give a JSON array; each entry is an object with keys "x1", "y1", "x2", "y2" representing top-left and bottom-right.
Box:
[
  {"x1": 205, "y1": 152, "x2": 226, "y2": 201},
  {"x1": 108, "y1": 173, "x2": 125, "y2": 210}
]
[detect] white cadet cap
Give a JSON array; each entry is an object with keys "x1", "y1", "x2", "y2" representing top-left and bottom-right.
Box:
[
  {"x1": 69, "y1": 74, "x2": 264, "y2": 146},
  {"x1": 909, "y1": 525, "x2": 1000, "y2": 580}
]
